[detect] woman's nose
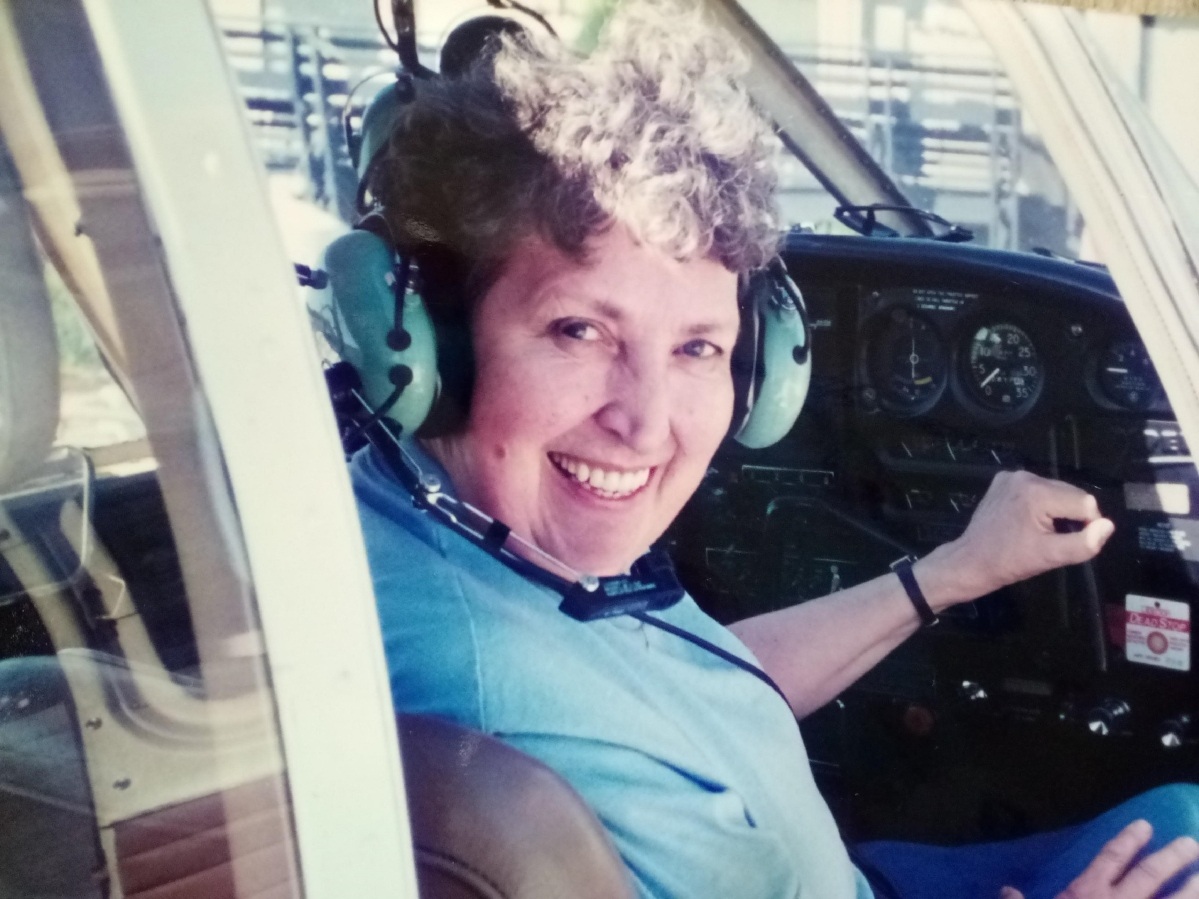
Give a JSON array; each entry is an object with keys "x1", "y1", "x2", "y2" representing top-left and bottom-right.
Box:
[{"x1": 594, "y1": 356, "x2": 672, "y2": 452}]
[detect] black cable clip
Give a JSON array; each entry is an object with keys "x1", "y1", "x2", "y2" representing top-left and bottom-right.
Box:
[
  {"x1": 294, "y1": 263, "x2": 329, "y2": 289},
  {"x1": 558, "y1": 551, "x2": 685, "y2": 621}
]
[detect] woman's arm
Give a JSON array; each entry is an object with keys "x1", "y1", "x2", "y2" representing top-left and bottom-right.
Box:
[{"x1": 729, "y1": 470, "x2": 1115, "y2": 719}]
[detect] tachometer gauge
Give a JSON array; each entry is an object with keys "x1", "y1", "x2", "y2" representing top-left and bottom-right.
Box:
[
  {"x1": 867, "y1": 308, "x2": 947, "y2": 415},
  {"x1": 1098, "y1": 339, "x2": 1161, "y2": 410},
  {"x1": 962, "y1": 322, "x2": 1044, "y2": 415}
]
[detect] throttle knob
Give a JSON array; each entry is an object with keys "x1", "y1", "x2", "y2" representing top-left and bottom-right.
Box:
[
  {"x1": 1160, "y1": 714, "x2": 1193, "y2": 750},
  {"x1": 1086, "y1": 698, "x2": 1131, "y2": 737}
]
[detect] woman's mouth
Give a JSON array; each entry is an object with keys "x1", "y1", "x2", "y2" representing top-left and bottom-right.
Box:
[{"x1": 548, "y1": 452, "x2": 652, "y2": 500}]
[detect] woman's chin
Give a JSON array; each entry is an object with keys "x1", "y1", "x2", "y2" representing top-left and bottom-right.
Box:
[{"x1": 547, "y1": 539, "x2": 645, "y2": 578}]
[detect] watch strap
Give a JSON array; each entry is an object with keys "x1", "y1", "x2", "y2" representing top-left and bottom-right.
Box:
[{"x1": 890, "y1": 555, "x2": 938, "y2": 627}]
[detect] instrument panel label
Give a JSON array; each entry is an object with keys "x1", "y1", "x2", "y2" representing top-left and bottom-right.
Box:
[
  {"x1": 909, "y1": 287, "x2": 975, "y2": 313},
  {"x1": 1125, "y1": 594, "x2": 1190, "y2": 672},
  {"x1": 1136, "y1": 518, "x2": 1199, "y2": 562}
]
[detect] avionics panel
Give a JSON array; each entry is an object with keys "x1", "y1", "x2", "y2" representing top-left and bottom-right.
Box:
[{"x1": 666, "y1": 233, "x2": 1199, "y2": 841}]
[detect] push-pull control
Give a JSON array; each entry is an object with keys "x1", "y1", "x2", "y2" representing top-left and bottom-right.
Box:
[
  {"x1": 1159, "y1": 714, "x2": 1194, "y2": 749},
  {"x1": 1086, "y1": 698, "x2": 1131, "y2": 737}
]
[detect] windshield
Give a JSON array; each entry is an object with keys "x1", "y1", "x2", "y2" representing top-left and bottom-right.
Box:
[
  {"x1": 210, "y1": 0, "x2": 1199, "y2": 264},
  {"x1": 738, "y1": 0, "x2": 1199, "y2": 260}
]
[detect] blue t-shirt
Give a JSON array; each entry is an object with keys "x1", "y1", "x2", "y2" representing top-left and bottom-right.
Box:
[{"x1": 353, "y1": 443, "x2": 872, "y2": 899}]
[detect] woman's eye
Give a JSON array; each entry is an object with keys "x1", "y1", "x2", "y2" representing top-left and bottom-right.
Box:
[
  {"x1": 679, "y1": 339, "x2": 721, "y2": 359},
  {"x1": 556, "y1": 320, "x2": 601, "y2": 342}
]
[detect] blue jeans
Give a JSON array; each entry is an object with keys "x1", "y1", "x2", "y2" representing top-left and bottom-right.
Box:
[{"x1": 855, "y1": 784, "x2": 1199, "y2": 899}]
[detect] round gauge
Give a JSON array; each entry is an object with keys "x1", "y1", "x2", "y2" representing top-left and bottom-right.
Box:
[
  {"x1": 1098, "y1": 339, "x2": 1161, "y2": 410},
  {"x1": 867, "y1": 308, "x2": 948, "y2": 414},
  {"x1": 962, "y1": 322, "x2": 1044, "y2": 415}
]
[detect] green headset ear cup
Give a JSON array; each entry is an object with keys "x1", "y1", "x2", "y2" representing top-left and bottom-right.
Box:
[
  {"x1": 356, "y1": 80, "x2": 412, "y2": 182},
  {"x1": 732, "y1": 264, "x2": 811, "y2": 449},
  {"x1": 317, "y1": 230, "x2": 439, "y2": 435}
]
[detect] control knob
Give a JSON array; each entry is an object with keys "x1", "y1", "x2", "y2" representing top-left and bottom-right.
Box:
[
  {"x1": 1086, "y1": 698, "x2": 1131, "y2": 737},
  {"x1": 1159, "y1": 714, "x2": 1194, "y2": 750}
]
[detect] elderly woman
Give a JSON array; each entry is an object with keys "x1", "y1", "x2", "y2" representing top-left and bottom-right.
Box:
[{"x1": 351, "y1": 4, "x2": 1199, "y2": 898}]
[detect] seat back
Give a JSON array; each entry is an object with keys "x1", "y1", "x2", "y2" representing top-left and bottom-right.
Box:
[{"x1": 399, "y1": 715, "x2": 635, "y2": 899}]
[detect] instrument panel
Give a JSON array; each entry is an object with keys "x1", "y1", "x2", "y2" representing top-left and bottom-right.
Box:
[
  {"x1": 666, "y1": 233, "x2": 1198, "y2": 843},
  {"x1": 857, "y1": 285, "x2": 1168, "y2": 427}
]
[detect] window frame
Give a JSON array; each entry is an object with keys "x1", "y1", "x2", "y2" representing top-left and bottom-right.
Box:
[{"x1": 77, "y1": 0, "x2": 419, "y2": 894}]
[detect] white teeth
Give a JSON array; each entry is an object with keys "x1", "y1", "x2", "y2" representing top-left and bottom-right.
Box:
[{"x1": 549, "y1": 453, "x2": 651, "y2": 498}]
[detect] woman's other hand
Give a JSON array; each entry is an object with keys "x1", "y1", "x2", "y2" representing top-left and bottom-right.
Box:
[
  {"x1": 999, "y1": 820, "x2": 1199, "y2": 899},
  {"x1": 922, "y1": 470, "x2": 1115, "y2": 610}
]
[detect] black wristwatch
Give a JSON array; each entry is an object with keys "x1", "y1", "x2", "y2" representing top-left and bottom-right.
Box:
[{"x1": 890, "y1": 555, "x2": 939, "y2": 627}]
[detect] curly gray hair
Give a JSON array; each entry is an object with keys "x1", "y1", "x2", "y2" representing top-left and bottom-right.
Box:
[{"x1": 370, "y1": 0, "x2": 779, "y2": 311}]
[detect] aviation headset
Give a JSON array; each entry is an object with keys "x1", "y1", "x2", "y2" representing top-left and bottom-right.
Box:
[
  {"x1": 323, "y1": 5, "x2": 814, "y2": 443},
  {"x1": 320, "y1": 75, "x2": 812, "y2": 451},
  {"x1": 316, "y1": 221, "x2": 812, "y2": 449}
]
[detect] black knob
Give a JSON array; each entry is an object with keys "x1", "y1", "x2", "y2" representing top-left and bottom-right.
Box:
[
  {"x1": 1160, "y1": 714, "x2": 1193, "y2": 750},
  {"x1": 1086, "y1": 698, "x2": 1130, "y2": 737}
]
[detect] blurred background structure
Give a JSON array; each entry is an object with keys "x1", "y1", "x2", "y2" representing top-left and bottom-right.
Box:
[{"x1": 206, "y1": 0, "x2": 1199, "y2": 261}]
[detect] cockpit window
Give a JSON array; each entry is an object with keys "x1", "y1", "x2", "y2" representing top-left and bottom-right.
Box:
[
  {"x1": 46, "y1": 262, "x2": 145, "y2": 451},
  {"x1": 742, "y1": 0, "x2": 1090, "y2": 257},
  {"x1": 0, "y1": 4, "x2": 305, "y2": 895}
]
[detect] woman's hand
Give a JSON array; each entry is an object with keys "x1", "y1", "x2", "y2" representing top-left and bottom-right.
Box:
[
  {"x1": 999, "y1": 820, "x2": 1199, "y2": 899},
  {"x1": 922, "y1": 470, "x2": 1115, "y2": 610}
]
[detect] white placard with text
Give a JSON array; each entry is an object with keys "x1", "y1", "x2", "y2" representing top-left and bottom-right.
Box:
[{"x1": 1125, "y1": 594, "x2": 1191, "y2": 672}]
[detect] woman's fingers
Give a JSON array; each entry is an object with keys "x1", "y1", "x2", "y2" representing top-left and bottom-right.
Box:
[
  {"x1": 1059, "y1": 820, "x2": 1199, "y2": 899},
  {"x1": 1176, "y1": 872, "x2": 1199, "y2": 899},
  {"x1": 1072, "y1": 819, "x2": 1155, "y2": 889},
  {"x1": 1029, "y1": 474, "x2": 1104, "y2": 524},
  {"x1": 944, "y1": 469, "x2": 1115, "y2": 599},
  {"x1": 1055, "y1": 517, "x2": 1117, "y2": 567},
  {"x1": 1006, "y1": 822, "x2": 1199, "y2": 899},
  {"x1": 1116, "y1": 834, "x2": 1199, "y2": 898}
]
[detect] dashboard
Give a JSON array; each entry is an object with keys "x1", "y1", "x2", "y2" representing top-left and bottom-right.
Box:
[{"x1": 666, "y1": 232, "x2": 1199, "y2": 843}]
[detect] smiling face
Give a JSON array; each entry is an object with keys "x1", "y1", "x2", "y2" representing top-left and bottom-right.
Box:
[{"x1": 424, "y1": 225, "x2": 739, "y2": 576}]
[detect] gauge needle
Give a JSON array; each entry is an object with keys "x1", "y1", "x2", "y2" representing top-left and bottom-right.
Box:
[
  {"x1": 910, "y1": 337, "x2": 917, "y2": 378},
  {"x1": 1106, "y1": 367, "x2": 1128, "y2": 374},
  {"x1": 980, "y1": 368, "x2": 1001, "y2": 388}
]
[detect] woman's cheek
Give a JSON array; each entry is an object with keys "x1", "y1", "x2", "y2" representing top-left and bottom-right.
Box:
[{"x1": 682, "y1": 369, "x2": 734, "y2": 421}]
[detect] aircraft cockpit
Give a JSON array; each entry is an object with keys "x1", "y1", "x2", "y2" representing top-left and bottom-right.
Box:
[{"x1": 0, "y1": 0, "x2": 1197, "y2": 896}]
